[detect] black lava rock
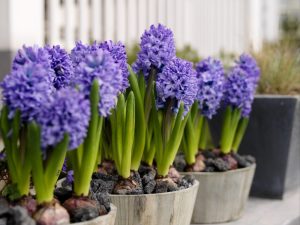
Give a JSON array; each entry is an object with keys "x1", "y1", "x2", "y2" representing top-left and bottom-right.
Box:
[
  {"x1": 177, "y1": 175, "x2": 195, "y2": 189},
  {"x1": 70, "y1": 207, "x2": 99, "y2": 223},
  {"x1": 173, "y1": 154, "x2": 186, "y2": 172},
  {"x1": 213, "y1": 158, "x2": 230, "y2": 171},
  {"x1": 92, "y1": 172, "x2": 118, "y2": 182},
  {"x1": 155, "y1": 178, "x2": 179, "y2": 193},
  {"x1": 90, "y1": 192, "x2": 111, "y2": 212},
  {"x1": 90, "y1": 178, "x2": 116, "y2": 194},
  {"x1": 131, "y1": 171, "x2": 143, "y2": 187},
  {"x1": 0, "y1": 206, "x2": 36, "y2": 225},
  {"x1": 143, "y1": 180, "x2": 156, "y2": 194},
  {"x1": 202, "y1": 150, "x2": 217, "y2": 159},
  {"x1": 54, "y1": 187, "x2": 73, "y2": 203},
  {"x1": 232, "y1": 153, "x2": 249, "y2": 168},
  {"x1": 244, "y1": 155, "x2": 256, "y2": 164}
]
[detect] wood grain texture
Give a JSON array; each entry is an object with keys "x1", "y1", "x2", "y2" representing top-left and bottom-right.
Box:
[
  {"x1": 181, "y1": 164, "x2": 256, "y2": 224},
  {"x1": 110, "y1": 180, "x2": 199, "y2": 225},
  {"x1": 71, "y1": 204, "x2": 117, "y2": 225}
]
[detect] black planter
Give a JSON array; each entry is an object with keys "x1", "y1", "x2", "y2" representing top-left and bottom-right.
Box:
[{"x1": 210, "y1": 95, "x2": 300, "y2": 199}]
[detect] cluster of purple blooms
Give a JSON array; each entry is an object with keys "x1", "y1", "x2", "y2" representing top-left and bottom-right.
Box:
[
  {"x1": 195, "y1": 58, "x2": 225, "y2": 119},
  {"x1": 1, "y1": 23, "x2": 260, "y2": 152},
  {"x1": 1, "y1": 40, "x2": 128, "y2": 151},
  {"x1": 134, "y1": 24, "x2": 260, "y2": 117},
  {"x1": 133, "y1": 24, "x2": 176, "y2": 79},
  {"x1": 156, "y1": 58, "x2": 198, "y2": 113},
  {"x1": 223, "y1": 54, "x2": 261, "y2": 117}
]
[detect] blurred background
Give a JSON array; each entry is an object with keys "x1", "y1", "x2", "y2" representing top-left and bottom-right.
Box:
[{"x1": 0, "y1": 0, "x2": 299, "y2": 94}]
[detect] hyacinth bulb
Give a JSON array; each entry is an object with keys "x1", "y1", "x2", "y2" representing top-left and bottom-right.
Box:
[{"x1": 33, "y1": 201, "x2": 70, "y2": 225}]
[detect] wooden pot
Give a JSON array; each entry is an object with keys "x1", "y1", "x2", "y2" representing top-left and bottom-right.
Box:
[
  {"x1": 110, "y1": 180, "x2": 199, "y2": 225},
  {"x1": 71, "y1": 204, "x2": 117, "y2": 225},
  {"x1": 182, "y1": 164, "x2": 255, "y2": 224}
]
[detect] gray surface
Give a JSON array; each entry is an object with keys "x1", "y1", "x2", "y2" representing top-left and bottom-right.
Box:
[
  {"x1": 192, "y1": 187, "x2": 300, "y2": 225},
  {"x1": 285, "y1": 96, "x2": 300, "y2": 192},
  {"x1": 0, "y1": 50, "x2": 13, "y2": 79}
]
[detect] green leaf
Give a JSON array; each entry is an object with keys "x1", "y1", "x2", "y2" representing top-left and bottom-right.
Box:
[
  {"x1": 44, "y1": 134, "x2": 69, "y2": 189},
  {"x1": 232, "y1": 117, "x2": 249, "y2": 152},
  {"x1": 128, "y1": 66, "x2": 146, "y2": 171},
  {"x1": 120, "y1": 92, "x2": 135, "y2": 178},
  {"x1": 27, "y1": 122, "x2": 49, "y2": 203},
  {"x1": 75, "y1": 79, "x2": 101, "y2": 196}
]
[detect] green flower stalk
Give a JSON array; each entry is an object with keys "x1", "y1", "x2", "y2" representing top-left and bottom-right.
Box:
[
  {"x1": 109, "y1": 92, "x2": 135, "y2": 178},
  {"x1": 220, "y1": 66, "x2": 258, "y2": 154},
  {"x1": 68, "y1": 81, "x2": 103, "y2": 196},
  {"x1": 0, "y1": 108, "x2": 31, "y2": 198},
  {"x1": 181, "y1": 103, "x2": 204, "y2": 165},
  {"x1": 131, "y1": 24, "x2": 177, "y2": 168},
  {"x1": 219, "y1": 106, "x2": 242, "y2": 154},
  {"x1": 154, "y1": 102, "x2": 190, "y2": 176},
  {"x1": 127, "y1": 66, "x2": 150, "y2": 169},
  {"x1": 154, "y1": 58, "x2": 198, "y2": 176}
]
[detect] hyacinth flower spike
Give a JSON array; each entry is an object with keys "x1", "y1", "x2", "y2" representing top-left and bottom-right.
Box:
[
  {"x1": 26, "y1": 88, "x2": 89, "y2": 224},
  {"x1": 64, "y1": 46, "x2": 123, "y2": 219},
  {"x1": 0, "y1": 46, "x2": 54, "y2": 200},
  {"x1": 153, "y1": 58, "x2": 198, "y2": 177},
  {"x1": 220, "y1": 54, "x2": 260, "y2": 155},
  {"x1": 131, "y1": 24, "x2": 176, "y2": 167},
  {"x1": 181, "y1": 57, "x2": 225, "y2": 170},
  {"x1": 231, "y1": 54, "x2": 260, "y2": 152}
]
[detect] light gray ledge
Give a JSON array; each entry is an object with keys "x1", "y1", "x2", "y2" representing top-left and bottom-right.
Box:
[{"x1": 192, "y1": 187, "x2": 300, "y2": 225}]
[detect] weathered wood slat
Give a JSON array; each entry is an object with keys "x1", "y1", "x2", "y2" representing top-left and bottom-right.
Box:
[
  {"x1": 182, "y1": 164, "x2": 256, "y2": 224},
  {"x1": 110, "y1": 180, "x2": 199, "y2": 225}
]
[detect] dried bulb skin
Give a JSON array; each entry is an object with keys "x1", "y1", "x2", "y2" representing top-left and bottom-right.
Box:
[{"x1": 33, "y1": 201, "x2": 70, "y2": 225}]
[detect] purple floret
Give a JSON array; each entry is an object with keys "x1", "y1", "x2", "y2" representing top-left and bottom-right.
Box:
[
  {"x1": 133, "y1": 24, "x2": 176, "y2": 79},
  {"x1": 156, "y1": 58, "x2": 198, "y2": 114},
  {"x1": 196, "y1": 57, "x2": 225, "y2": 119},
  {"x1": 223, "y1": 68, "x2": 254, "y2": 117},
  {"x1": 36, "y1": 88, "x2": 90, "y2": 150},
  {"x1": 99, "y1": 40, "x2": 129, "y2": 92},
  {"x1": 45, "y1": 45, "x2": 74, "y2": 89},
  {"x1": 75, "y1": 48, "x2": 123, "y2": 117},
  {"x1": 235, "y1": 53, "x2": 260, "y2": 88},
  {"x1": 1, "y1": 63, "x2": 54, "y2": 122},
  {"x1": 12, "y1": 45, "x2": 53, "y2": 74}
]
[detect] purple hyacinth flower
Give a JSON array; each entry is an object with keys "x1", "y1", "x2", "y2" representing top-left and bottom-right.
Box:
[
  {"x1": 99, "y1": 40, "x2": 129, "y2": 92},
  {"x1": 36, "y1": 88, "x2": 90, "y2": 150},
  {"x1": 45, "y1": 45, "x2": 74, "y2": 89},
  {"x1": 75, "y1": 48, "x2": 123, "y2": 117},
  {"x1": 0, "y1": 152, "x2": 6, "y2": 160},
  {"x1": 66, "y1": 170, "x2": 74, "y2": 184},
  {"x1": 1, "y1": 63, "x2": 54, "y2": 121},
  {"x1": 133, "y1": 24, "x2": 176, "y2": 79},
  {"x1": 235, "y1": 53, "x2": 260, "y2": 88},
  {"x1": 156, "y1": 58, "x2": 198, "y2": 114},
  {"x1": 196, "y1": 57, "x2": 225, "y2": 119},
  {"x1": 223, "y1": 67, "x2": 255, "y2": 117},
  {"x1": 12, "y1": 45, "x2": 53, "y2": 73}
]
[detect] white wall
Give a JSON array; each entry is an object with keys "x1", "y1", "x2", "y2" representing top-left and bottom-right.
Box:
[
  {"x1": 0, "y1": 0, "x2": 281, "y2": 56},
  {"x1": 0, "y1": 0, "x2": 44, "y2": 51}
]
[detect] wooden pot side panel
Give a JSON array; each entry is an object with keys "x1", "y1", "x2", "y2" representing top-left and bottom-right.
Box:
[
  {"x1": 188, "y1": 165, "x2": 256, "y2": 224},
  {"x1": 110, "y1": 181, "x2": 199, "y2": 225}
]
